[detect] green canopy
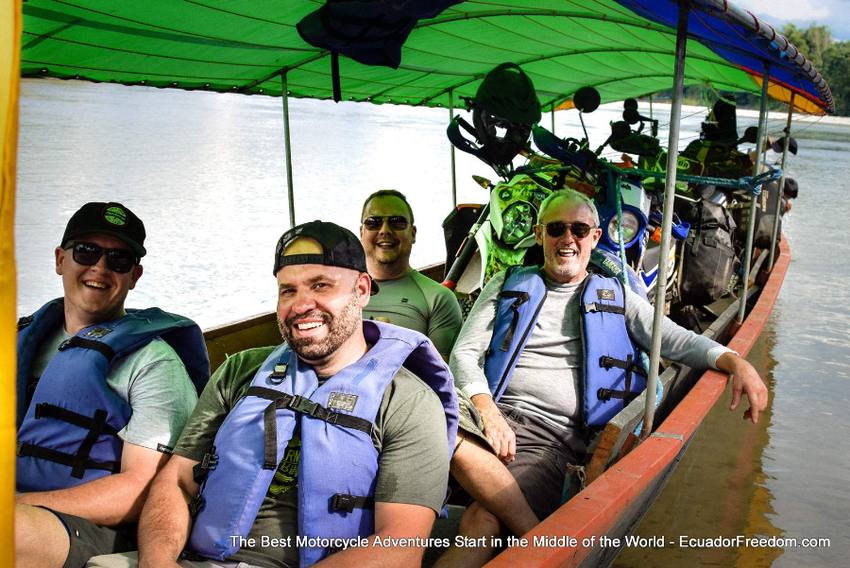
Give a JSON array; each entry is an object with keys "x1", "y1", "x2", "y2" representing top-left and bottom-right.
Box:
[{"x1": 21, "y1": 1, "x2": 829, "y2": 114}]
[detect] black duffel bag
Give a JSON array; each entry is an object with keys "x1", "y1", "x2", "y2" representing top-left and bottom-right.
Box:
[{"x1": 679, "y1": 199, "x2": 738, "y2": 306}]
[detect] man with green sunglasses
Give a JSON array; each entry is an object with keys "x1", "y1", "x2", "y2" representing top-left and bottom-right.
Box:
[{"x1": 15, "y1": 201, "x2": 208, "y2": 568}]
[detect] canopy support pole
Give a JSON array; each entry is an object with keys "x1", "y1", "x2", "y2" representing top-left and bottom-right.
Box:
[
  {"x1": 738, "y1": 66, "x2": 771, "y2": 324},
  {"x1": 642, "y1": 1, "x2": 689, "y2": 438},
  {"x1": 281, "y1": 72, "x2": 296, "y2": 228},
  {"x1": 649, "y1": 93, "x2": 654, "y2": 119},
  {"x1": 449, "y1": 90, "x2": 457, "y2": 206},
  {"x1": 768, "y1": 92, "x2": 794, "y2": 268},
  {"x1": 551, "y1": 103, "x2": 555, "y2": 134}
]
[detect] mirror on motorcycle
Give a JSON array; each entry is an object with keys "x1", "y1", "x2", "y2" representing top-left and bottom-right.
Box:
[
  {"x1": 573, "y1": 86, "x2": 601, "y2": 114},
  {"x1": 472, "y1": 175, "x2": 494, "y2": 189}
]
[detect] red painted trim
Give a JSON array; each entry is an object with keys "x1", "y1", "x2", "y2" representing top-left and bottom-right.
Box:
[{"x1": 488, "y1": 239, "x2": 791, "y2": 567}]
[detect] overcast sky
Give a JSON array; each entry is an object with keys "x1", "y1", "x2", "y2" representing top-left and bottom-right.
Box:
[{"x1": 733, "y1": 0, "x2": 850, "y2": 41}]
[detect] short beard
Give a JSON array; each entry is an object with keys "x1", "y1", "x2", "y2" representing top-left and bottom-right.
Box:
[{"x1": 278, "y1": 290, "x2": 362, "y2": 363}]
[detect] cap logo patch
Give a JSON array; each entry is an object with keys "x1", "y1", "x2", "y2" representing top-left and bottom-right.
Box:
[
  {"x1": 328, "y1": 392, "x2": 358, "y2": 413},
  {"x1": 103, "y1": 206, "x2": 127, "y2": 226},
  {"x1": 597, "y1": 289, "x2": 616, "y2": 301}
]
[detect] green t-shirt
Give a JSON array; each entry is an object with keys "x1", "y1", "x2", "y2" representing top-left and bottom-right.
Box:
[
  {"x1": 175, "y1": 346, "x2": 450, "y2": 568},
  {"x1": 363, "y1": 270, "x2": 463, "y2": 357}
]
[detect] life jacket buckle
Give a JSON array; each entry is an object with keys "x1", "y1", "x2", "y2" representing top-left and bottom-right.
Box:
[
  {"x1": 331, "y1": 493, "x2": 358, "y2": 513},
  {"x1": 288, "y1": 395, "x2": 319, "y2": 417}
]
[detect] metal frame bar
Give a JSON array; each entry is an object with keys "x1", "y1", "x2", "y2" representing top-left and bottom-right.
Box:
[
  {"x1": 643, "y1": 2, "x2": 689, "y2": 436},
  {"x1": 449, "y1": 89, "x2": 457, "y2": 206},
  {"x1": 551, "y1": 103, "x2": 555, "y2": 133},
  {"x1": 281, "y1": 71, "x2": 295, "y2": 228},
  {"x1": 737, "y1": 66, "x2": 771, "y2": 323},
  {"x1": 768, "y1": 92, "x2": 794, "y2": 267}
]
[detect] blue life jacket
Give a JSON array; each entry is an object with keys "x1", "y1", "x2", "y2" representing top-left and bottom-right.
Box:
[
  {"x1": 483, "y1": 267, "x2": 646, "y2": 428},
  {"x1": 16, "y1": 298, "x2": 210, "y2": 492},
  {"x1": 188, "y1": 321, "x2": 457, "y2": 566}
]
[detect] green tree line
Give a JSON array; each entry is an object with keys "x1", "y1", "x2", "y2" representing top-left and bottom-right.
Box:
[
  {"x1": 734, "y1": 24, "x2": 849, "y2": 115},
  {"x1": 672, "y1": 24, "x2": 848, "y2": 115},
  {"x1": 781, "y1": 24, "x2": 849, "y2": 115}
]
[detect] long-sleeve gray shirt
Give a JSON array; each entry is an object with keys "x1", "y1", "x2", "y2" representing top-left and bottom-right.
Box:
[{"x1": 450, "y1": 270, "x2": 730, "y2": 434}]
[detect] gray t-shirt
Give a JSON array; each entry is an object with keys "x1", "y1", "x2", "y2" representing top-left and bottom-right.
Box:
[
  {"x1": 364, "y1": 270, "x2": 463, "y2": 357},
  {"x1": 175, "y1": 345, "x2": 450, "y2": 568},
  {"x1": 30, "y1": 323, "x2": 198, "y2": 451},
  {"x1": 450, "y1": 270, "x2": 730, "y2": 434}
]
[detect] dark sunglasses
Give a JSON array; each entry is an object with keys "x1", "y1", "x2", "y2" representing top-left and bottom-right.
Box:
[
  {"x1": 540, "y1": 221, "x2": 594, "y2": 239},
  {"x1": 66, "y1": 242, "x2": 138, "y2": 273},
  {"x1": 362, "y1": 215, "x2": 410, "y2": 231}
]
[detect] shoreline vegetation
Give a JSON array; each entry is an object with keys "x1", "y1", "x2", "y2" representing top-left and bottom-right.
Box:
[{"x1": 654, "y1": 23, "x2": 849, "y2": 116}]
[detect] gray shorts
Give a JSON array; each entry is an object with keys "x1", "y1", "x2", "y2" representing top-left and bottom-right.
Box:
[
  {"x1": 43, "y1": 508, "x2": 135, "y2": 568},
  {"x1": 456, "y1": 397, "x2": 586, "y2": 520}
]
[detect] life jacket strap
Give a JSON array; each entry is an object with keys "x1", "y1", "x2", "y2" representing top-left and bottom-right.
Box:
[
  {"x1": 498, "y1": 290, "x2": 529, "y2": 351},
  {"x1": 34, "y1": 403, "x2": 120, "y2": 435},
  {"x1": 20, "y1": 404, "x2": 122, "y2": 478},
  {"x1": 17, "y1": 405, "x2": 122, "y2": 478},
  {"x1": 583, "y1": 302, "x2": 626, "y2": 315},
  {"x1": 246, "y1": 386, "x2": 374, "y2": 470},
  {"x1": 17, "y1": 315, "x2": 34, "y2": 330},
  {"x1": 58, "y1": 336, "x2": 116, "y2": 361},
  {"x1": 330, "y1": 493, "x2": 374, "y2": 513},
  {"x1": 192, "y1": 451, "x2": 219, "y2": 484},
  {"x1": 596, "y1": 354, "x2": 640, "y2": 403}
]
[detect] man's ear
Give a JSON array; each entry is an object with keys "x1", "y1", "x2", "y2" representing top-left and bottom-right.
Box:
[
  {"x1": 411, "y1": 224, "x2": 417, "y2": 243},
  {"x1": 533, "y1": 224, "x2": 544, "y2": 246},
  {"x1": 356, "y1": 272, "x2": 371, "y2": 306},
  {"x1": 129, "y1": 264, "x2": 144, "y2": 290},
  {"x1": 55, "y1": 247, "x2": 65, "y2": 275},
  {"x1": 590, "y1": 227, "x2": 603, "y2": 249}
]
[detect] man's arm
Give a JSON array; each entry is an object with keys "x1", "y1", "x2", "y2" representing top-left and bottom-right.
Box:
[
  {"x1": 137, "y1": 455, "x2": 200, "y2": 568},
  {"x1": 623, "y1": 287, "x2": 768, "y2": 423},
  {"x1": 423, "y1": 278, "x2": 464, "y2": 358},
  {"x1": 316, "y1": 502, "x2": 436, "y2": 567},
  {"x1": 16, "y1": 441, "x2": 168, "y2": 524},
  {"x1": 449, "y1": 272, "x2": 516, "y2": 461}
]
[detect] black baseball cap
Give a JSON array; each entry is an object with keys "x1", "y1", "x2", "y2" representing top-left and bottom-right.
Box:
[
  {"x1": 61, "y1": 202, "x2": 146, "y2": 257},
  {"x1": 274, "y1": 220, "x2": 378, "y2": 294}
]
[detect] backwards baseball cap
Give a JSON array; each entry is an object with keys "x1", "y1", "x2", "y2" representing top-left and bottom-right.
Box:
[
  {"x1": 61, "y1": 202, "x2": 146, "y2": 257},
  {"x1": 274, "y1": 220, "x2": 378, "y2": 294}
]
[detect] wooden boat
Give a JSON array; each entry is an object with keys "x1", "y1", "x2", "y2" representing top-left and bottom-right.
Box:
[{"x1": 0, "y1": 1, "x2": 834, "y2": 566}]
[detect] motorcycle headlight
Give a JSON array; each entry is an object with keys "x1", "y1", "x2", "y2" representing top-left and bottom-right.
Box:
[
  {"x1": 607, "y1": 211, "x2": 640, "y2": 244},
  {"x1": 501, "y1": 201, "x2": 537, "y2": 246}
]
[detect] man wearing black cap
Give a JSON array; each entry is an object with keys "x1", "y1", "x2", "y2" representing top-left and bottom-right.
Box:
[
  {"x1": 15, "y1": 202, "x2": 209, "y2": 568},
  {"x1": 122, "y1": 220, "x2": 457, "y2": 568}
]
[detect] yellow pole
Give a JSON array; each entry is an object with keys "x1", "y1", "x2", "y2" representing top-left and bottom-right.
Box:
[{"x1": 0, "y1": 0, "x2": 20, "y2": 564}]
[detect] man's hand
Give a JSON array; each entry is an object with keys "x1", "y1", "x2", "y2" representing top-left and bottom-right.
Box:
[
  {"x1": 716, "y1": 352, "x2": 768, "y2": 424},
  {"x1": 471, "y1": 394, "x2": 516, "y2": 462}
]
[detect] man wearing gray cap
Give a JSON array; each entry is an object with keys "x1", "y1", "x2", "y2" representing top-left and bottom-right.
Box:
[
  {"x1": 123, "y1": 220, "x2": 457, "y2": 568},
  {"x1": 15, "y1": 202, "x2": 209, "y2": 568}
]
